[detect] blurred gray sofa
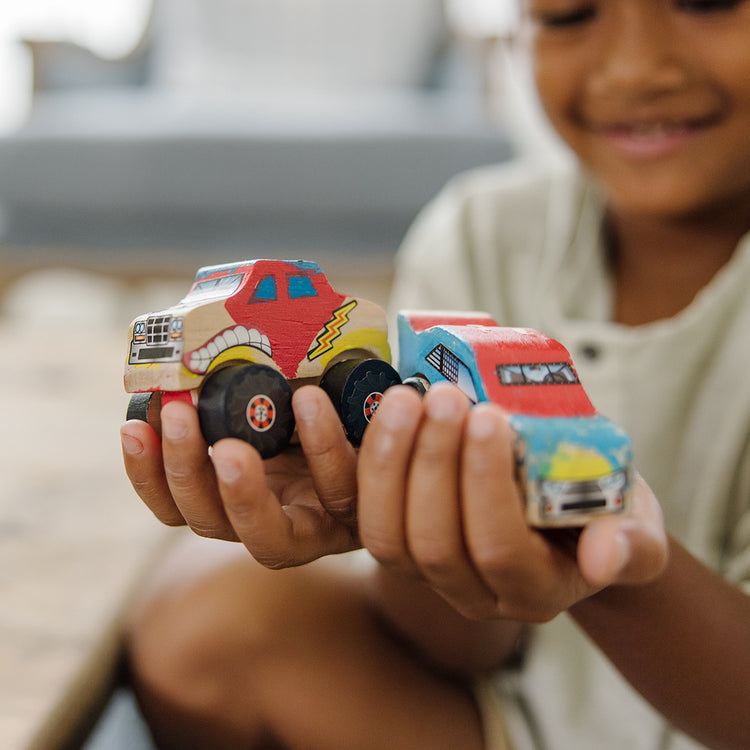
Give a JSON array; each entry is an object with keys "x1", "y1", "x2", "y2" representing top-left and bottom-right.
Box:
[{"x1": 0, "y1": 0, "x2": 513, "y2": 266}]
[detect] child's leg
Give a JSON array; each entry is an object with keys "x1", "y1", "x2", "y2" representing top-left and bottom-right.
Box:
[{"x1": 126, "y1": 534, "x2": 486, "y2": 750}]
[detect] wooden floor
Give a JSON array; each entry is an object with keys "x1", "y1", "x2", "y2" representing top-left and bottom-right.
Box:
[{"x1": 0, "y1": 259, "x2": 394, "y2": 750}]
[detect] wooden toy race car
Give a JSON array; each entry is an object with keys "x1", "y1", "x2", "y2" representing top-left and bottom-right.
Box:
[
  {"x1": 397, "y1": 311, "x2": 633, "y2": 527},
  {"x1": 124, "y1": 259, "x2": 400, "y2": 457}
]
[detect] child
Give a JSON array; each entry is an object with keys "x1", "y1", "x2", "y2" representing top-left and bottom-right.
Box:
[{"x1": 120, "y1": 2, "x2": 750, "y2": 748}]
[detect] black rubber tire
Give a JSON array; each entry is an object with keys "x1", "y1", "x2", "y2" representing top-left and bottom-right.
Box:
[
  {"x1": 320, "y1": 359, "x2": 401, "y2": 445},
  {"x1": 126, "y1": 393, "x2": 153, "y2": 422},
  {"x1": 126, "y1": 392, "x2": 163, "y2": 435},
  {"x1": 402, "y1": 375, "x2": 430, "y2": 396},
  {"x1": 198, "y1": 364, "x2": 294, "y2": 459}
]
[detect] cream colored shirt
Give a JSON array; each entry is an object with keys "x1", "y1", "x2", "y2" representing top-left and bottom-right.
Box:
[{"x1": 389, "y1": 161, "x2": 750, "y2": 750}]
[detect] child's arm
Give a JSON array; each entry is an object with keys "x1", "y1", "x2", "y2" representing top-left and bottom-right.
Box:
[{"x1": 572, "y1": 540, "x2": 750, "y2": 750}]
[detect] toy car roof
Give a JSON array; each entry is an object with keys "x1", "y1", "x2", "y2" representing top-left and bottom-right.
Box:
[
  {"x1": 193, "y1": 259, "x2": 324, "y2": 282},
  {"x1": 401, "y1": 310, "x2": 499, "y2": 332},
  {"x1": 400, "y1": 310, "x2": 573, "y2": 365}
]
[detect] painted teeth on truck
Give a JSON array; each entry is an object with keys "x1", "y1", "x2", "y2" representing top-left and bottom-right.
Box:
[{"x1": 189, "y1": 327, "x2": 272, "y2": 373}]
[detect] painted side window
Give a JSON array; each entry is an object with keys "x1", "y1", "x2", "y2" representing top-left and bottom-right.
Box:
[
  {"x1": 288, "y1": 275, "x2": 318, "y2": 299},
  {"x1": 253, "y1": 275, "x2": 277, "y2": 301}
]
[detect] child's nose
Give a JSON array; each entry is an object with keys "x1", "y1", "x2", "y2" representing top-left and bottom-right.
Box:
[{"x1": 588, "y1": 6, "x2": 688, "y2": 99}]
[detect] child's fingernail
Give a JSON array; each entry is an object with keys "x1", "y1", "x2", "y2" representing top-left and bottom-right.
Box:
[
  {"x1": 426, "y1": 388, "x2": 463, "y2": 421},
  {"x1": 212, "y1": 453, "x2": 242, "y2": 484},
  {"x1": 468, "y1": 407, "x2": 496, "y2": 440},
  {"x1": 161, "y1": 413, "x2": 188, "y2": 440},
  {"x1": 121, "y1": 432, "x2": 144, "y2": 455},
  {"x1": 377, "y1": 390, "x2": 414, "y2": 430},
  {"x1": 294, "y1": 390, "x2": 319, "y2": 422}
]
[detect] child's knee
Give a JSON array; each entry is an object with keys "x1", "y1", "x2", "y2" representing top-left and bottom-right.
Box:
[
  {"x1": 125, "y1": 554, "x2": 284, "y2": 713},
  {"x1": 124, "y1": 543, "x2": 376, "y2": 734}
]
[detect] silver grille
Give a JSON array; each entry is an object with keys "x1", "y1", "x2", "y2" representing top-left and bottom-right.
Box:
[{"x1": 146, "y1": 315, "x2": 171, "y2": 346}]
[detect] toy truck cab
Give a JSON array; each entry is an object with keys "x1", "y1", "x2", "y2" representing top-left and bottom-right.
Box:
[
  {"x1": 125, "y1": 259, "x2": 400, "y2": 457},
  {"x1": 397, "y1": 311, "x2": 633, "y2": 527}
]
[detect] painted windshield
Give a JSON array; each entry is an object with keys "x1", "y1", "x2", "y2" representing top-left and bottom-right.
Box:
[{"x1": 183, "y1": 273, "x2": 243, "y2": 302}]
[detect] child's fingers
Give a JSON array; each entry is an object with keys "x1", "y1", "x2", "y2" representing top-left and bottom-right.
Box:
[
  {"x1": 461, "y1": 404, "x2": 582, "y2": 622},
  {"x1": 357, "y1": 386, "x2": 423, "y2": 574},
  {"x1": 577, "y1": 473, "x2": 668, "y2": 587},
  {"x1": 160, "y1": 400, "x2": 238, "y2": 541},
  {"x1": 211, "y1": 437, "x2": 292, "y2": 566},
  {"x1": 121, "y1": 419, "x2": 183, "y2": 526},
  {"x1": 461, "y1": 404, "x2": 528, "y2": 547},
  {"x1": 211, "y1": 437, "x2": 357, "y2": 567},
  {"x1": 404, "y1": 385, "x2": 499, "y2": 618},
  {"x1": 293, "y1": 386, "x2": 359, "y2": 527}
]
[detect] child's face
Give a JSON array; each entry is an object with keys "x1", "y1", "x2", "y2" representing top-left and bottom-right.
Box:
[{"x1": 527, "y1": 0, "x2": 750, "y2": 219}]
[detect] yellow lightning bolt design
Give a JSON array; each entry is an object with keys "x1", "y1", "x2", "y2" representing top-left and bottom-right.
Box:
[{"x1": 308, "y1": 300, "x2": 358, "y2": 360}]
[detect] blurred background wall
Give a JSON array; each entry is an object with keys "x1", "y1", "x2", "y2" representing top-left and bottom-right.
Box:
[{"x1": 0, "y1": 0, "x2": 565, "y2": 285}]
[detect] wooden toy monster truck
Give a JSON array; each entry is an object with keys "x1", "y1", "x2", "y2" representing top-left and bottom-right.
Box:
[{"x1": 124, "y1": 259, "x2": 400, "y2": 458}]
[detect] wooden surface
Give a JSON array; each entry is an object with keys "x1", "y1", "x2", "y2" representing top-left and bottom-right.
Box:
[
  {"x1": 0, "y1": 267, "x2": 174, "y2": 750},
  {"x1": 0, "y1": 261, "x2": 393, "y2": 750}
]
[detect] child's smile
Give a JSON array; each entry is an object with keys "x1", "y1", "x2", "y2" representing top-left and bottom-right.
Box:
[{"x1": 588, "y1": 113, "x2": 722, "y2": 161}]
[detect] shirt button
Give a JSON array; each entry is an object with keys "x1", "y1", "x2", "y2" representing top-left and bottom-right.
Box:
[{"x1": 579, "y1": 343, "x2": 602, "y2": 361}]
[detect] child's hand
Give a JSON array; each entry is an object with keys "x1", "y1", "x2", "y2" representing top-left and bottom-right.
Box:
[
  {"x1": 357, "y1": 383, "x2": 668, "y2": 622},
  {"x1": 120, "y1": 386, "x2": 361, "y2": 568}
]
